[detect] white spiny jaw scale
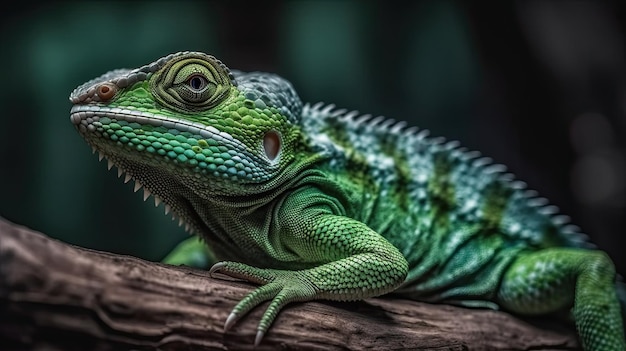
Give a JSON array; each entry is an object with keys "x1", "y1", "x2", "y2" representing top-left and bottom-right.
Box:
[
  {"x1": 143, "y1": 188, "x2": 151, "y2": 201},
  {"x1": 92, "y1": 148, "x2": 198, "y2": 237}
]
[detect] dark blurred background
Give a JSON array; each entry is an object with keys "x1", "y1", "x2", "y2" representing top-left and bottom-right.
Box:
[{"x1": 0, "y1": 1, "x2": 624, "y2": 277}]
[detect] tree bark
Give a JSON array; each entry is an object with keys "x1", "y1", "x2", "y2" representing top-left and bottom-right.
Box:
[{"x1": 0, "y1": 217, "x2": 580, "y2": 350}]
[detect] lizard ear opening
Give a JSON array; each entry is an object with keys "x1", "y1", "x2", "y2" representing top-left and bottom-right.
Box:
[{"x1": 263, "y1": 131, "x2": 281, "y2": 162}]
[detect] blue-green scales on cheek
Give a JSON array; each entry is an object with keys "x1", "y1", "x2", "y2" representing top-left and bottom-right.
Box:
[{"x1": 70, "y1": 51, "x2": 625, "y2": 350}]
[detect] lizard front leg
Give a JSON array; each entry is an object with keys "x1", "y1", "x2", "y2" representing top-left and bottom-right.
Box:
[{"x1": 210, "y1": 211, "x2": 409, "y2": 345}]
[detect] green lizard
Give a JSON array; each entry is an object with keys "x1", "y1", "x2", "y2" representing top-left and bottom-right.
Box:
[{"x1": 70, "y1": 51, "x2": 625, "y2": 350}]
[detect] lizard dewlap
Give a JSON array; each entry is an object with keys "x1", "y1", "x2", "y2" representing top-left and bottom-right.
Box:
[{"x1": 70, "y1": 51, "x2": 625, "y2": 350}]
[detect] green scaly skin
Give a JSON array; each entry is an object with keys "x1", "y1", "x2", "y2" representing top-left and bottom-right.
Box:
[{"x1": 70, "y1": 52, "x2": 625, "y2": 349}]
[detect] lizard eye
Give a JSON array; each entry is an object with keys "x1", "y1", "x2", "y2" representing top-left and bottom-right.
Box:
[
  {"x1": 187, "y1": 74, "x2": 208, "y2": 91},
  {"x1": 150, "y1": 55, "x2": 233, "y2": 112},
  {"x1": 170, "y1": 71, "x2": 217, "y2": 104},
  {"x1": 175, "y1": 73, "x2": 214, "y2": 103}
]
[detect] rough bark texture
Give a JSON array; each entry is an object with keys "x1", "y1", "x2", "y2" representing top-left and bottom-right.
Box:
[{"x1": 0, "y1": 217, "x2": 580, "y2": 350}]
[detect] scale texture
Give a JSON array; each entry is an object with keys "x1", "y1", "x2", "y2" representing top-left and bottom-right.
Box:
[{"x1": 70, "y1": 51, "x2": 625, "y2": 350}]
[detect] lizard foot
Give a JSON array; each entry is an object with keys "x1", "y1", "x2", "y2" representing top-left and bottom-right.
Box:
[
  {"x1": 162, "y1": 236, "x2": 214, "y2": 269},
  {"x1": 210, "y1": 261, "x2": 318, "y2": 346}
]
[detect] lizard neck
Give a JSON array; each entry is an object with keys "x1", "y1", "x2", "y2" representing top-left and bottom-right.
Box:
[{"x1": 184, "y1": 165, "x2": 334, "y2": 264}]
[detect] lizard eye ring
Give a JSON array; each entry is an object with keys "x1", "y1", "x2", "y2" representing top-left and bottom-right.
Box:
[{"x1": 150, "y1": 54, "x2": 233, "y2": 112}]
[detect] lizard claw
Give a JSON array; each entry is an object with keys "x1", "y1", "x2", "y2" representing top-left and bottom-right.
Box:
[
  {"x1": 208, "y1": 261, "x2": 318, "y2": 345},
  {"x1": 224, "y1": 312, "x2": 238, "y2": 331},
  {"x1": 209, "y1": 261, "x2": 226, "y2": 276},
  {"x1": 222, "y1": 300, "x2": 266, "y2": 347},
  {"x1": 255, "y1": 330, "x2": 265, "y2": 347}
]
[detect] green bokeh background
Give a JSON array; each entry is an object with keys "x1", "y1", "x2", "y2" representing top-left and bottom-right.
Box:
[{"x1": 1, "y1": 1, "x2": 624, "y2": 275}]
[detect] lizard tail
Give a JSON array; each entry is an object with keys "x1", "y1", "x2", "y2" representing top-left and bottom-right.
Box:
[{"x1": 617, "y1": 278, "x2": 626, "y2": 333}]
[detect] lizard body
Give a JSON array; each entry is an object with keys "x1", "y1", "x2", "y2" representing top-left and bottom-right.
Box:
[{"x1": 70, "y1": 52, "x2": 625, "y2": 349}]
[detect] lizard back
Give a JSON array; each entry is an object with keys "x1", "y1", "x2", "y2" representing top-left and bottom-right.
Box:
[{"x1": 299, "y1": 101, "x2": 592, "y2": 306}]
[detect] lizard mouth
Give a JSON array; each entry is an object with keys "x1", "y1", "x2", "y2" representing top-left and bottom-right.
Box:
[
  {"x1": 70, "y1": 104, "x2": 272, "y2": 183},
  {"x1": 70, "y1": 104, "x2": 246, "y2": 152}
]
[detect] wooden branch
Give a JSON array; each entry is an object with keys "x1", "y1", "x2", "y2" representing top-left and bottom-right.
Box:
[{"x1": 0, "y1": 217, "x2": 580, "y2": 350}]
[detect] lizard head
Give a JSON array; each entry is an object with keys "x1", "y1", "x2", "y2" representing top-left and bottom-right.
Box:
[{"x1": 70, "y1": 52, "x2": 305, "y2": 204}]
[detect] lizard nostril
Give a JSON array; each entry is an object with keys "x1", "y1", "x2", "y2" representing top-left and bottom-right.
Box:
[{"x1": 97, "y1": 83, "x2": 117, "y2": 101}]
